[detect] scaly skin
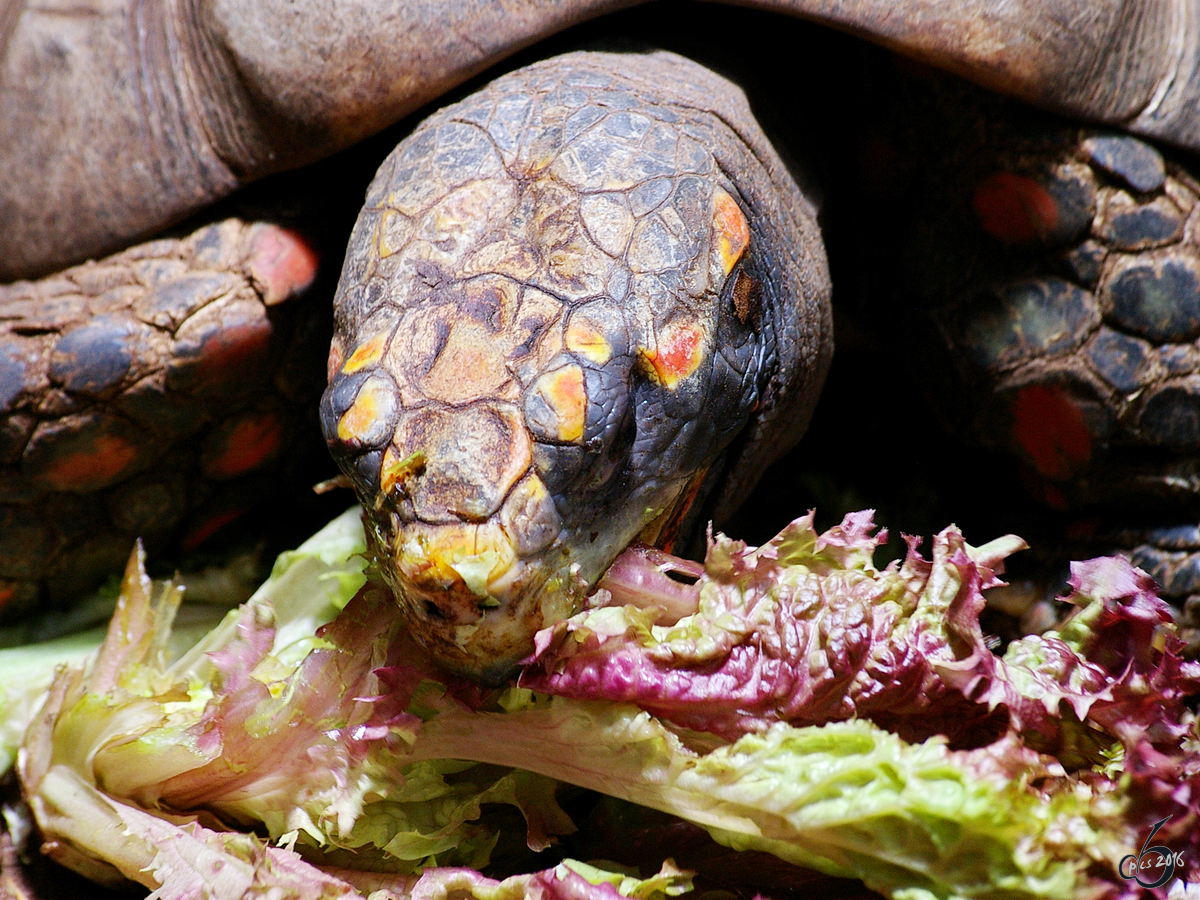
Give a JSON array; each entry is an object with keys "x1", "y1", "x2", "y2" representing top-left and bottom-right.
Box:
[
  {"x1": 0, "y1": 219, "x2": 329, "y2": 619},
  {"x1": 321, "y1": 51, "x2": 831, "y2": 679},
  {"x1": 850, "y1": 64, "x2": 1200, "y2": 620},
  {"x1": 882, "y1": 73, "x2": 1200, "y2": 493}
]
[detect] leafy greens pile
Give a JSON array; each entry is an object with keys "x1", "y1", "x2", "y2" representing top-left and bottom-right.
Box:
[{"x1": 8, "y1": 507, "x2": 1200, "y2": 899}]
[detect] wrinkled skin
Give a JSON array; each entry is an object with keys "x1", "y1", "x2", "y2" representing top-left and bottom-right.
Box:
[{"x1": 321, "y1": 51, "x2": 831, "y2": 678}]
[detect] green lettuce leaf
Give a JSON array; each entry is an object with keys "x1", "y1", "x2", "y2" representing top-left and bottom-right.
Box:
[
  {"x1": 18, "y1": 508, "x2": 1199, "y2": 899},
  {"x1": 18, "y1": 507, "x2": 573, "y2": 891},
  {"x1": 0, "y1": 628, "x2": 102, "y2": 774}
]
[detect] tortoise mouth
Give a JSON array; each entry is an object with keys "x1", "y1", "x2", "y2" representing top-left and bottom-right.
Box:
[{"x1": 366, "y1": 516, "x2": 585, "y2": 681}]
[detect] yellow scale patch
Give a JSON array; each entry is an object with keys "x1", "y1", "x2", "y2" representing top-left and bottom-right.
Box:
[
  {"x1": 712, "y1": 187, "x2": 750, "y2": 275},
  {"x1": 535, "y1": 365, "x2": 587, "y2": 443},
  {"x1": 341, "y1": 332, "x2": 388, "y2": 374},
  {"x1": 337, "y1": 378, "x2": 389, "y2": 443},
  {"x1": 565, "y1": 320, "x2": 612, "y2": 365}
]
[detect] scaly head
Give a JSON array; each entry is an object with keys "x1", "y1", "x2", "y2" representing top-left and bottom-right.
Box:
[{"x1": 322, "y1": 51, "x2": 831, "y2": 681}]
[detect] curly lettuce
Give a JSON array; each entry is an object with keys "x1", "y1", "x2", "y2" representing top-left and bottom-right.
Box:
[
  {"x1": 16, "y1": 508, "x2": 1200, "y2": 899},
  {"x1": 522, "y1": 512, "x2": 1199, "y2": 762},
  {"x1": 522, "y1": 511, "x2": 1022, "y2": 744}
]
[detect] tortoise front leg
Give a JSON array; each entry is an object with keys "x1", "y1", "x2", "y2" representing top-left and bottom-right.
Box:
[{"x1": 0, "y1": 217, "x2": 329, "y2": 622}]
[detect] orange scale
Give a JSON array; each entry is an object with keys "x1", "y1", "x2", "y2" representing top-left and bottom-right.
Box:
[
  {"x1": 540, "y1": 366, "x2": 587, "y2": 443},
  {"x1": 42, "y1": 433, "x2": 139, "y2": 492},
  {"x1": 712, "y1": 187, "x2": 750, "y2": 275},
  {"x1": 342, "y1": 332, "x2": 388, "y2": 375},
  {"x1": 972, "y1": 172, "x2": 1059, "y2": 244},
  {"x1": 337, "y1": 378, "x2": 392, "y2": 445},
  {"x1": 205, "y1": 414, "x2": 284, "y2": 479},
  {"x1": 641, "y1": 323, "x2": 705, "y2": 389}
]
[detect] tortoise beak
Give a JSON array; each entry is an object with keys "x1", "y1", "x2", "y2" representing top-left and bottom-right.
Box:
[{"x1": 362, "y1": 504, "x2": 586, "y2": 684}]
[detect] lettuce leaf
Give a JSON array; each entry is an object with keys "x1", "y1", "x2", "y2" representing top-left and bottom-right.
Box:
[
  {"x1": 427, "y1": 529, "x2": 1200, "y2": 897},
  {"x1": 522, "y1": 511, "x2": 1021, "y2": 745},
  {"x1": 0, "y1": 628, "x2": 102, "y2": 774},
  {"x1": 521, "y1": 512, "x2": 1200, "y2": 892},
  {"x1": 20, "y1": 508, "x2": 573, "y2": 889},
  {"x1": 17, "y1": 508, "x2": 1200, "y2": 899},
  {"x1": 523, "y1": 513, "x2": 1200, "y2": 761},
  {"x1": 391, "y1": 859, "x2": 692, "y2": 900}
]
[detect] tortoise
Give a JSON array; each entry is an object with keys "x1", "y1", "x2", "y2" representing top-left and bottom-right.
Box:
[{"x1": 4, "y1": 0, "x2": 1200, "y2": 679}]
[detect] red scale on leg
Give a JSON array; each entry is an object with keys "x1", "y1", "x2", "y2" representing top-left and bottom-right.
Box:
[
  {"x1": 972, "y1": 172, "x2": 1059, "y2": 244},
  {"x1": 1009, "y1": 383, "x2": 1093, "y2": 482},
  {"x1": 43, "y1": 433, "x2": 140, "y2": 491},
  {"x1": 247, "y1": 226, "x2": 319, "y2": 305},
  {"x1": 200, "y1": 321, "x2": 270, "y2": 393},
  {"x1": 201, "y1": 413, "x2": 285, "y2": 479},
  {"x1": 166, "y1": 276, "x2": 289, "y2": 403},
  {"x1": 22, "y1": 414, "x2": 148, "y2": 493}
]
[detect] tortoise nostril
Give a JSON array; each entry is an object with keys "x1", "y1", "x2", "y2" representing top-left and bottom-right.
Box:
[{"x1": 424, "y1": 600, "x2": 447, "y2": 620}]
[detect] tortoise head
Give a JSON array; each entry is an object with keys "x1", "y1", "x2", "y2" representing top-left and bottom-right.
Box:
[{"x1": 320, "y1": 51, "x2": 830, "y2": 681}]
